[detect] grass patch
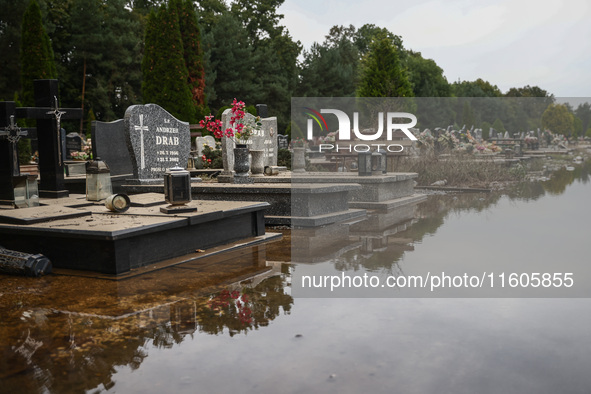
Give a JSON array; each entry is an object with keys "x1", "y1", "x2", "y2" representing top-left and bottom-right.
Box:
[{"x1": 396, "y1": 152, "x2": 525, "y2": 188}]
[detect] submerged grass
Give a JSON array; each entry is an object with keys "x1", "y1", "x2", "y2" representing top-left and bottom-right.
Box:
[{"x1": 396, "y1": 153, "x2": 526, "y2": 188}]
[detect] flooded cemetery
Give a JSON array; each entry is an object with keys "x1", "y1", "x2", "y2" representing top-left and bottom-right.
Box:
[{"x1": 2, "y1": 90, "x2": 591, "y2": 393}]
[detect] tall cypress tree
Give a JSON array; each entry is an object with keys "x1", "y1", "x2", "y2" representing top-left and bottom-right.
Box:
[
  {"x1": 141, "y1": 3, "x2": 195, "y2": 122},
  {"x1": 175, "y1": 0, "x2": 208, "y2": 120},
  {"x1": 20, "y1": 0, "x2": 57, "y2": 106}
]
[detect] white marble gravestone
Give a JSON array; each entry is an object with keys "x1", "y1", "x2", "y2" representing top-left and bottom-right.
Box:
[{"x1": 124, "y1": 104, "x2": 190, "y2": 184}]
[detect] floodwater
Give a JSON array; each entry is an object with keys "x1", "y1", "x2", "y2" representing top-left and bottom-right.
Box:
[{"x1": 2, "y1": 160, "x2": 591, "y2": 393}]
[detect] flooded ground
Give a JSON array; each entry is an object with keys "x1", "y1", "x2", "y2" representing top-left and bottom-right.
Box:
[{"x1": 1, "y1": 160, "x2": 591, "y2": 393}]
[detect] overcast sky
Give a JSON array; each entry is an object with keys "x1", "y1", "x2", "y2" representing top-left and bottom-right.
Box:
[{"x1": 278, "y1": 0, "x2": 591, "y2": 97}]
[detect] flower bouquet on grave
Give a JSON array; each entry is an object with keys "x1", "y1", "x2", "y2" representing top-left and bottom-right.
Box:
[
  {"x1": 70, "y1": 139, "x2": 93, "y2": 160},
  {"x1": 290, "y1": 137, "x2": 307, "y2": 149},
  {"x1": 199, "y1": 98, "x2": 262, "y2": 146},
  {"x1": 199, "y1": 99, "x2": 261, "y2": 178}
]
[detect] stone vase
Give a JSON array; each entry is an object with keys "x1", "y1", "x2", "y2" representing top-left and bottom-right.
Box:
[
  {"x1": 233, "y1": 144, "x2": 250, "y2": 178},
  {"x1": 292, "y1": 147, "x2": 306, "y2": 172},
  {"x1": 250, "y1": 149, "x2": 264, "y2": 177}
]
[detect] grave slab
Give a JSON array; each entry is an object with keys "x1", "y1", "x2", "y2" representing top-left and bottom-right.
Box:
[
  {"x1": 0, "y1": 205, "x2": 91, "y2": 225},
  {"x1": 0, "y1": 199, "x2": 272, "y2": 275}
]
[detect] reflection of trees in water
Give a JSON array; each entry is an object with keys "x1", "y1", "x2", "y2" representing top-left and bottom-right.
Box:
[
  {"x1": 334, "y1": 159, "x2": 591, "y2": 274},
  {"x1": 2, "y1": 273, "x2": 293, "y2": 393},
  {"x1": 539, "y1": 161, "x2": 591, "y2": 195}
]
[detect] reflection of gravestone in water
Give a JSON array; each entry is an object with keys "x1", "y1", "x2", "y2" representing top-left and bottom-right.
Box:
[
  {"x1": 91, "y1": 119, "x2": 134, "y2": 176},
  {"x1": 124, "y1": 104, "x2": 190, "y2": 184},
  {"x1": 219, "y1": 108, "x2": 278, "y2": 183}
]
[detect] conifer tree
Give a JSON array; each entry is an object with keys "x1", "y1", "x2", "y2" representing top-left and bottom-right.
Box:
[
  {"x1": 20, "y1": 0, "x2": 57, "y2": 106},
  {"x1": 141, "y1": 3, "x2": 195, "y2": 122},
  {"x1": 203, "y1": 12, "x2": 257, "y2": 109},
  {"x1": 175, "y1": 0, "x2": 208, "y2": 120},
  {"x1": 356, "y1": 35, "x2": 413, "y2": 98}
]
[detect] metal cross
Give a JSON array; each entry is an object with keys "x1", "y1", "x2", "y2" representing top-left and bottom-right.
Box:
[
  {"x1": 46, "y1": 96, "x2": 66, "y2": 166},
  {"x1": 134, "y1": 114, "x2": 148, "y2": 169},
  {"x1": 0, "y1": 115, "x2": 27, "y2": 144}
]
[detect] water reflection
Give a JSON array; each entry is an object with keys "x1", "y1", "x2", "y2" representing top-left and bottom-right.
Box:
[
  {"x1": 0, "y1": 244, "x2": 293, "y2": 393},
  {"x1": 1, "y1": 160, "x2": 591, "y2": 392},
  {"x1": 292, "y1": 159, "x2": 591, "y2": 297}
]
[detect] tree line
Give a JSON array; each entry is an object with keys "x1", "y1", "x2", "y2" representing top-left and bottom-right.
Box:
[{"x1": 1, "y1": 0, "x2": 590, "y2": 139}]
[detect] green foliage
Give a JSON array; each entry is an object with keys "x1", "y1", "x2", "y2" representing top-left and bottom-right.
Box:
[
  {"x1": 357, "y1": 35, "x2": 413, "y2": 98},
  {"x1": 541, "y1": 103, "x2": 574, "y2": 137},
  {"x1": 230, "y1": 0, "x2": 285, "y2": 44},
  {"x1": 405, "y1": 50, "x2": 450, "y2": 97},
  {"x1": 18, "y1": 139, "x2": 32, "y2": 165},
  {"x1": 20, "y1": 0, "x2": 57, "y2": 106},
  {"x1": 176, "y1": 0, "x2": 209, "y2": 120},
  {"x1": 0, "y1": 0, "x2": 28, "y2": 100},
  {"x1": 461, "y1": 101, "x2": 475, "y2": 128},
  {"x1": 200, "y1": 143, "x2": 222, "y2": 168},
  {"x1": 215, "y1": 105, "x2": 231, "y2": 119},
  {"x1": 452, "y1": 79, "x2": 502, "y2": 97},
  {"x1": 142, "y1": 3, "x2": 195, "y2": 122},
  {"x1": 277, "y1": 148, "x2": 291, "y2": 169},
  {"x1": 492, "y1": 118, "x2": 506, "y2": 134},
  {"x1": 297, "y1": 40, "x2": 358, "y2": 97},
  {"x1": 354, "y1": 24, "x2": 404, "y2": 59},
  {"x1": 203, "y1": 12, "x2": 256, "y2": 109},
  {"x1": 575, "y1": 103, "x2": 591, "y2": 138}
]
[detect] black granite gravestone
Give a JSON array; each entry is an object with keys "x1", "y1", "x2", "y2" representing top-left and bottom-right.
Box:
[
  {"x1": 65, "y1": 132, "x2": 83, "y2": 159},
  {"x1": 124, "y1": 104, "x2": 190, "y2": 183},
  {"x1": 277, "y1": 134, "x2": 289, "y2": 150},
  {"x1": 256, "y1": 104, "x2": 268, "y2": 118},
  {"x1": 91, "y1": 119, "x2": 134, "y2": 176}
]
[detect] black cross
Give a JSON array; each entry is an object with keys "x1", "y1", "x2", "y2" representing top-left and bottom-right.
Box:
[
  {"x1": 0, "y1": 113, "x2": 28, "y2": 178},
  {"x1": 13, "y1": 80, "x2": 82, "y2": 198}
]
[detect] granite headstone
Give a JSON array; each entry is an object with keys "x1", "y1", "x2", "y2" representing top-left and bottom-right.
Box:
[
  {"x1": 91, "y1": 119, "x2": 134, "y2": 176},
  {"x1": 195, "y1": 136, "x2": 206, "y2": 157},
  {"x1": 124, "y1": 104, "x2": 190, "y2": 183},
  {"x1": 219, "y1": 109, "x2": 278, "y2": 182},
  {"x1": 195, "y1": 135, "x2": 217, "y2": 157},
  {"x1": 65, "y1": 132, "x2": 83, "y2": 159},
  {"x1": 277, "y1": 134, "x2": 289, "y2": 150}
]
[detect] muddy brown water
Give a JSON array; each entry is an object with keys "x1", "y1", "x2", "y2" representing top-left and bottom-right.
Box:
[{"x1": 2, "y1": 162, "x2": 591, "y2": 393}]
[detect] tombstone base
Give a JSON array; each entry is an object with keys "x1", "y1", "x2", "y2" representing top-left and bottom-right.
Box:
[
  {"x1": 160, "y1": 205, "x2": 198, "y2": 214},
  {"x1": 125, "y1": 178, "x2": 167, "y2": 185},
  {"x1": 233, "y1": 175, "x2": 254, "y2": 184},
  {"x1": 39, "y1": 189, "x2": 69, "y2": 199},
  {"x1": 217, "y1": 171, "x2": 234, "y2": 183}
]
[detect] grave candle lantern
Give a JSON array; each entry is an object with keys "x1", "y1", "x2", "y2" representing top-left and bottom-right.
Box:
[
  {"x1": 371, "y1": 151, "x2": 382, "y2": 176},
  {"x1": 86, "y1": 158, "x2": 112, "y2": 201},
  {"x1": 358, "y1": 151, "x2": 372, "y2": 176},
  {"x1": 163, "y1": 166, "x2": 192, "y2": 206},
  {"x1": 12, "y1": 174, "x2": 39, "y2": 208}
]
